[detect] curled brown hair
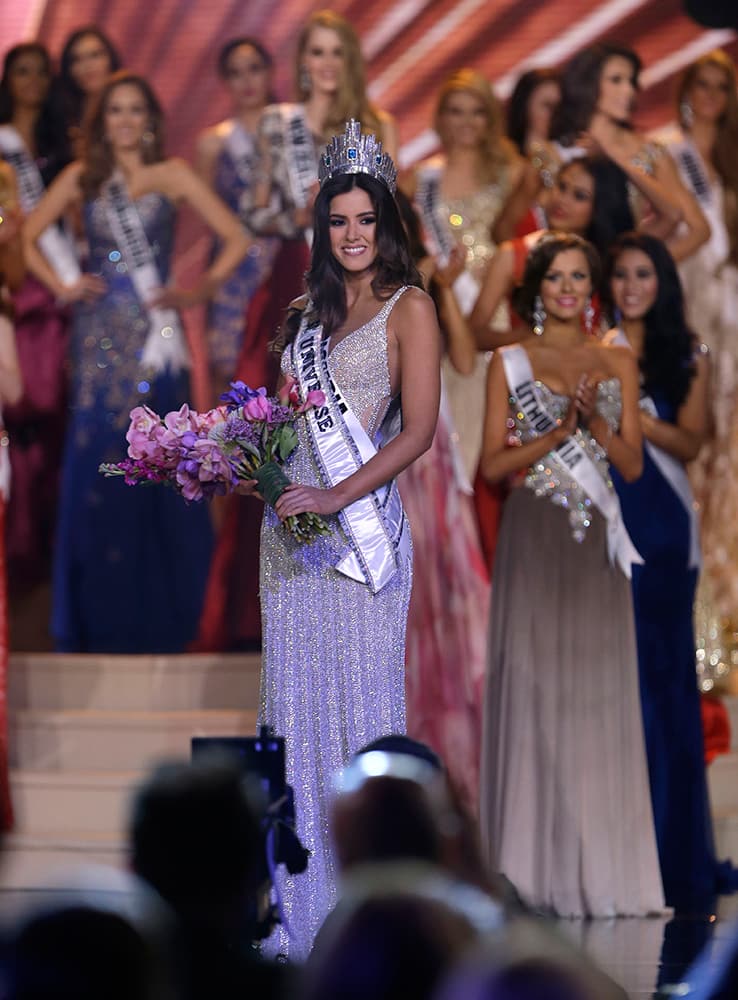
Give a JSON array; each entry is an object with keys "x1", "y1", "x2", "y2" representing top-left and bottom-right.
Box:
[
  {"x1": 294, "y1": 10, "x2": 383, "y2": 142},
  {"x1": 678, "y1": 50, "x2": 738, "y2": 267},
  {"x1": 434, "y1": 68, "x2": 517, "y2": 183},
  {"x1": 512, "y1": 232, "x2": 601, "y2": 324},
  {"x1": 79, "y1": 71, "x2": 165, "y2": 199}
]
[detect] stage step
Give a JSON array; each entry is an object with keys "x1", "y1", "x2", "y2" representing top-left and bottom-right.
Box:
[
  {"x1": 708, "y1": 751, "x2": 738, "y2": 812},
  {"x1": 8, "y1": 653, "x2": 260, "y2": 712},
  {"x1": 11, "y1": 708, "x2": 258, "y2": 772},
  {"x1": 0, "y1": 832, "x2": 126, "y2": 890},
  {"x1": 10, "y1": 771, "x2": 137, "y2": 836}
]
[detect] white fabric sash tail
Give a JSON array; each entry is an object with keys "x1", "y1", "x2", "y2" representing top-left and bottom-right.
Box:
[
  {"x1": 102, "y1": 172, "x2": 189, "y2": 374},
  {"x1": 279, "y1": 105, "x2": 317, "y2": 247},
  {"x1": 293, "y1": 317, "x2": 411, "y2": 594},
  {"x1": 500, "y1": 344, "x2": 643, "y2": 578},
  {"x1": 609, "y1": 327, "x2": 701, "y2": 569},
  {"x1": 414, "y1": 163, "x2": 479, "y2": 316},
  {"x1": 0, "y1": 125, "x2": 80, "y2": 286},
  {"x1": 223, "y1": 120, "x2": 257, "y2": 185}
]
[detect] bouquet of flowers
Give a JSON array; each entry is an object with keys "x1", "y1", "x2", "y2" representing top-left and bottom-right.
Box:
[{"x1": 99, "y1": 379, "x2": 331, "y2": 543}]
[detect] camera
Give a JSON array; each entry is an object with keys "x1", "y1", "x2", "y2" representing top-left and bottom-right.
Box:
[{"x1": 191, "y1": 727, "x2": 309, "y2": 940}]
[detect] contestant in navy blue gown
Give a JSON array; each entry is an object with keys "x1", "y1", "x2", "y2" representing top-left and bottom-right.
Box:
[
  {"x1": 605, "y1": 232, "x2": 736, "y2": 911},
  {"x1": 22, "y1": 71, "x2": 250, "y2": 652}
]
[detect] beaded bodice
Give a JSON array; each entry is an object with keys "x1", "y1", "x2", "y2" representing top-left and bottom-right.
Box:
[
  {"x1": 439, "y1": 181, "x2": 509, "y2": 279},
  {"x1": 284, "y1": 287, "x2": 407, "y2": 444},
  {"x1": 509, "y1": 378, "x2": 622, "y2": 542}
]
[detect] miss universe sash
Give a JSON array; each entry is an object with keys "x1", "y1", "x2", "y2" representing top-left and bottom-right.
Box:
[
  {"x1": 102, "y1": 172, "x2": 189, "y2": 374},
  {"x1": 608, "y1": 327, "x2": 701, "y2": 569},
  {"x1": 293, "y1": 303, "x2": 411, "y2": 594},
  {"x1": 0, "y1": 125, "x2": 81, "y2": 286},
  {"x1": 279, "y1": 104, "x2": 317, "y2": 246},
  {"x1": 414, "y1": 161, "x2": 480, "y2": 316},
  {"x1": 500, "y1": 344, "x2": 643, "y2": 578},
  {"x1": 223, "y1": 120, "x2": 257, "y2": 186}
]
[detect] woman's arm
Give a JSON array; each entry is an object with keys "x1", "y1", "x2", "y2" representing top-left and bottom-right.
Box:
[
  {"x1": 587, "y1": 347, "x2": 643, "y2": 481},
  {"x1": 0, "y1": 164, "x2": 25, "y2": 290},
  {"x1": 469, "y1": 243, "x2": 517, "y2": 349},
  {"x1": 152, "y1": 158, "x2": 250, "y2": 309},
  {"x1": 275, "y1": 288, "x2": 442, "y2": 517},
  {"x1": 640, "y1": 351, "x2": 709, "y2": 462},
  {"x1": 492, "y1": 162, "x2": 541, "y2": 243},
  {"x1": 0, "y1": 314, "x2": 22, "y2": 406},
  {"x1": 21, "y1": 163, "x2": 104, "y2": 302},
  {"x1": 479, "y1": 350, "x2": 576, "y2": 483},
  {"x1": 194, "y1": 126, "x2": 223, "y2": 187},
  {"x1": 652, "y1": 153, "x2": 710, "y2": 262}
]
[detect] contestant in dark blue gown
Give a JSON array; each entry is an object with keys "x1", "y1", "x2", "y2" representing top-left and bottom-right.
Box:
[
  {"x1": 22, "y1": 71, "x2": 250, "y2": 653},
  {"x1": 53, "y1": 193, "x2": 213, "y2": 653},
  {"x1": 606, "y1": 233, "x2": 736, "y2": 911}
]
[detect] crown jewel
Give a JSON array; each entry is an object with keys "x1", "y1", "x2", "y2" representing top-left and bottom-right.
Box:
[{"x1": 318, "y1": 119, "x2": 397, "y2": 194}]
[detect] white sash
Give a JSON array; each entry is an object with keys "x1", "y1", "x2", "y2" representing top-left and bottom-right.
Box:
[
  {"x1": 102, "y1": 172, "x2": 189, "y2": 374},
  {"x1": 279, "y1": 105, "x2": 317, "y2": 246},
  {"x1": 0, "y1": 125, "x2": 81, "y2": 287},
  {"x1": 223, "y1": 120, "x2": 257, "y2": 186},
  {"x1": 501, "y1": 344, "x2": 643, "y2": 578},
  {"x1": 609, "y1": 327, "x2": 701, "y2": 569},
  {"x1": 414, "y1": 162, "x2": 480, "y2": 316},
  {"x1": 293, "y1": 299, "x2": 411, "y2": 594}
]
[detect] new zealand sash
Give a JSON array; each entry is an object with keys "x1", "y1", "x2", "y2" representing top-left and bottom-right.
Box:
[
  {"x1": 414, "y1": 161, "x2": 480, "y2": 316},
  {"x1": 223, "y1": 119, "x2": 257, "y2": 186},
  {"x1": 0, "y1": 125, "x2": 80, "y2": 286},
  {"x1": 279, "y1": 104, "x2": 317, "y2": 246},
  {"x1": 500, "y1": 344, "x2": 643, "y2": 578},
  {"x1": 609, "y1": 327, "x2": 701, "y2": 569},
  {"x1": 102, "y1": 172, "x2": 189, "y2": 374},
  {"x1": 293, "y1": 305, "x2": 411, "y2": 594}
]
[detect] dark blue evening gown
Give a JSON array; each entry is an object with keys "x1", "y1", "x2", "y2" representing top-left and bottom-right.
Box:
[
  {"x1": 613, "y1": 390, "x2": 731, "y2": 911},
  {"x1": 52, "y1": 193, "x2": 212, "y2": 653}
]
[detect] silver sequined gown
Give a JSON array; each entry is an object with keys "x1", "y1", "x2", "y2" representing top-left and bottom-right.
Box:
[
  {"x1": 480, "y1": 374, "x2": 665, "y2": 917},
  {"x1": 259, "y1": 288, "x2": 412, "y2": 959}
]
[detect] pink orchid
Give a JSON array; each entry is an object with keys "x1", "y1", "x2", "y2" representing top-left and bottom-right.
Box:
[
  {"x1": 164, "y1": 404, "x2": 198, "y2": 436},
  {"x1": 126, "y1": 406, "x2": 165, "y2": 461},
  {"x1": 243, "y1": 394, "x2": 273, "y2": 421},
  {"x1": 294, "y1": 389, "x2": 326, "y2": 414},
  {"x1": 194, "y1": 406, "x2": 227, "y2": 433}
]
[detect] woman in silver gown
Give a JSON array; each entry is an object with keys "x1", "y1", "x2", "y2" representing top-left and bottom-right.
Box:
[
  {"x1": 256, "y1": 123, "x2": 441, "y2": 958},
  {"x1": 479, "y1": 233, "x2": 665, "y2": 917}
]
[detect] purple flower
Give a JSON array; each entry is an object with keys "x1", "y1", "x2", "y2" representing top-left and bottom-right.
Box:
[{"x1": 220, "y1": 381, "x2": 267, "y2": 412}]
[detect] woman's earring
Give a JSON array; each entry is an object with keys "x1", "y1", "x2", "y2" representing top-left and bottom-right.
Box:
[
  {"x1": 584, "y1": 297, "x2": 595, "y2": 335},
  {"x1": 533, "y1": 295, "x2": 546, "y2": 336},
  {"x1": 299, "y1": 65, "x2": 312, "y2": 96},
  {"x1": 141, "y1": 129, "x2": 155, "y2": 148},
  {"x1": 680, "y1": 100, "x2": 694, "y2": 129}
]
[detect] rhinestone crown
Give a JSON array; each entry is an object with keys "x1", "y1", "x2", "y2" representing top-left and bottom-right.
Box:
[{"x1": 318, "y1": 119, "x2": 397, "y2": 194}]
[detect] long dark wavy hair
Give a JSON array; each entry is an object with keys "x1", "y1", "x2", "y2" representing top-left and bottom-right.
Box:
[
  {"x1": 603, "y1": 233, "x2": 696, "y2": 410},
  {"x1": 79, "y1": 71, "x2": 165, "y2": 199},
  {"x1": 566, "y1": 156, "x2": 635, "y2": 258},
  {"x1": 0, "y1": 43, "x2": 70, "y2": 185},
  {"x1": 550, "y1": 43, "x2": 641, "y2": 145},
  {"x1": 59, "y1": 26, "x2": 121, "y2": 128},
  {"x1": 284, "y1": 173, "x2": 422, "y2": 343},
  {"x1": 506, "y1": 67, "x2": 560, "y2": 153},
  {"x1": 511, "y1": 233, "x2": 601, "y2": 325}
]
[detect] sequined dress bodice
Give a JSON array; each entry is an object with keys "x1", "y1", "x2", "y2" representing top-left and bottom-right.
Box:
[
  {"x1": 440, "y1": 182, "x2": 508, "y2": 280},
  {"x1": 73, "y1": 192, "x2": 176, "y2": 420},
  {"x1": 510, "y1": 378, "x2": 622, "y2": 542}
]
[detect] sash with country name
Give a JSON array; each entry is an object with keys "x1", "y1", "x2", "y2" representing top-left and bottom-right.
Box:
[
  {"x1": 292, "y1": 300, "x2": 411, "y2": 594},
  {"x1": 223, "y1": 119, "x2": 257, "y2": 186},
  {"x1": 608, "y1": 327, "x2": 701, "y2": 569},
  {"x1": 501, "y1": 343, "x2": 643, "y2": 577},
  {"x1": 102, "y1": 171, "x2": 189, "y2": 374},
  {"x1": 0, "y1": 125, "x2": 81, "y2": 287},
  {"x1": 414, "y1": 161, "x2": 479, "y2": 316},
  {"x1": 279, "y1": 104, "x2": 317, "y2": 246}
]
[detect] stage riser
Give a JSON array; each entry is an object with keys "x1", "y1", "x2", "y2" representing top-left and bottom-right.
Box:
[
  {"x1": 714, "y1": 813, "x2": 738, "y2": 861},
  {"x1": 8, "y1": 654, "x2": 261, "y2": 712},
  {"x1": 10, "y1": 709, "x2": 258, "y2": 772},
  {"x1": 10, "y1": 772, "x2": 138, "y2": 836}
]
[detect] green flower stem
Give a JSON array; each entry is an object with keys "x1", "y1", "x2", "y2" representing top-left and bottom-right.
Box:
[{"x1": 252, "y1": 460, "x2": 292, "y2": 507}]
